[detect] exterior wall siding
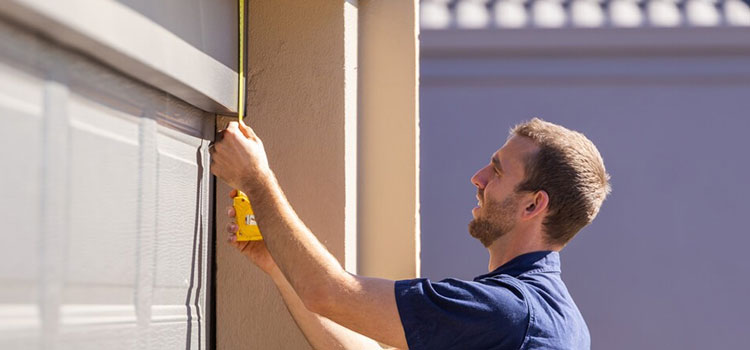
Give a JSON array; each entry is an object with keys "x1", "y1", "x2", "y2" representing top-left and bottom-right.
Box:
[
  {"x1": 358, "y1": 0, "x2": 421, "y2": 280},
  {"x1": 215, "y1": 0, "x2": 361, "y2": 348}
]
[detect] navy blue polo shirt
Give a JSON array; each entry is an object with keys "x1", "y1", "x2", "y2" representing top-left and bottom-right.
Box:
[{"x1": 394, "y1": 251, "x2": 590, "y2": 350}]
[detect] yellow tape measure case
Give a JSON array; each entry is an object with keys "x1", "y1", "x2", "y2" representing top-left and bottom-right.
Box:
[{"x1": 234, "y1": 191, "x2": 263, "y2": 241}]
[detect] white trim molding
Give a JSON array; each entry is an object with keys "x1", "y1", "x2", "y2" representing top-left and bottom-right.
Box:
[{"x1": 0, "y1": 0, "x2": 238, "y2": 114}]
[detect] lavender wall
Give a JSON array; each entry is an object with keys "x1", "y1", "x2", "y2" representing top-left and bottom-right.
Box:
[{"x1": 420, "y1": 29, "x2": 750, "y2": 349}]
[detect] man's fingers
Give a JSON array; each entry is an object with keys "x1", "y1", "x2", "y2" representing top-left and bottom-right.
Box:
[
  {"x1": 226, "y1": 222, "x2": 238, "y2": 233},
  {"x1": 229, "y1": 189, "x2": 237, "y2": 198},
  {"x1": 227, "y1": 206, "x2": 236, "y2": 217},
  {"x1": 227, "y1": 120, "x2": 258, "y2": 140},
  {"x1": 223, "y1": 122, "x2": 240, "y2": 140}
]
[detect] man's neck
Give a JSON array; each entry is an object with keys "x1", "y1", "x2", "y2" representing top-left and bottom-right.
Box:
[{"x1": 486, "y1": 230, "x2": 559, "y2": 272}]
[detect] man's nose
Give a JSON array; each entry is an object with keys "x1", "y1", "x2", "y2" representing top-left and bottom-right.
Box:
[{"x1": 471, "y1": 165, "x2": 489, "y2": 189}]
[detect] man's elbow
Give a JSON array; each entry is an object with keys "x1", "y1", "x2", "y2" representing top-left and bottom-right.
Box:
[
  {"x1": 298, "y1": 280, "x2": 337, "y2": 316},
  {"x1": 300, "y1": 273, "x2": 356, "y2": 317}
]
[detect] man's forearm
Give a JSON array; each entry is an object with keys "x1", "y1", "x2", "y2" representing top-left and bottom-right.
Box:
[
  {"x1": 267, "y1": 266, "x2": 382, "y2": 350},
  {"x1": 242, "y1": 171, "x2": 347, "y2": 308},
  {"x1": 241, "y1": 171, "x2": 408, "y2": 349}
]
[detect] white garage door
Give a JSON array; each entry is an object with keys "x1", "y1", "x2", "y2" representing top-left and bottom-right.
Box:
[{"x1": 0, "y1": 18, "x2": 213, "y2": 350}]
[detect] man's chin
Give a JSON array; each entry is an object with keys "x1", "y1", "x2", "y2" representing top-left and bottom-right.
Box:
[{"x1": 468, "y1": 218, "x2": 492, "y2": 247}]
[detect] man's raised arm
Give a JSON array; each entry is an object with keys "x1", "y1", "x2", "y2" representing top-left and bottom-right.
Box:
[{"x1": 210, "y1": 121, "x2": 409, "y2": 349}]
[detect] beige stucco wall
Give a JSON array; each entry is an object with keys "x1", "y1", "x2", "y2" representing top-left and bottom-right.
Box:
[
  {"x1": 215, "y1": 0, "x2": 357, "y2": 349},
  {"x1": 358, "y1": 0, "x2": 420, "y2": 280}
]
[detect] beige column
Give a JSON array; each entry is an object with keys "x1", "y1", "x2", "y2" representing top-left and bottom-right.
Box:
[
  {"x1": 216, "y1": 0, "x2": 357, "y2": 349},
  {"x1": 358, "y1": 0, "x2": 421, "y2": 280}
]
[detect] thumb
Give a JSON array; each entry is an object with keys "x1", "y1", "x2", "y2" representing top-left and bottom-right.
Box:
[
  {"x1": 237, "y1": 120, "x2": 260, "y2": 140},
  {"x1": 237, "y1": 120, "x2": 250, "y2": 138}
]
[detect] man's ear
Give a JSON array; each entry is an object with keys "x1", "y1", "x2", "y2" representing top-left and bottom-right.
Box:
[{"x1": 522, "y1": 190, "x2": 549, "y2": 220}]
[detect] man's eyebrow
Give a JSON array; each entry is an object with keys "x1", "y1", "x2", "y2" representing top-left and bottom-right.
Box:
[{"x1": 491, "y1": 156, "x2": 503, "y2": 173}]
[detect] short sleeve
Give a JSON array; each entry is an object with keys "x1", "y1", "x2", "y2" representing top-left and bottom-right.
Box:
[{"x1": 394, "y1": 277, "x2": 529, "y2": 350}]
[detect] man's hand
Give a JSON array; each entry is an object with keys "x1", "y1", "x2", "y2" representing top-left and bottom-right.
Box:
[
  {"x1": 210, "y1": 121, "x2": 271, "y2": 190},
  {"x1": 226, "y1": 189, "x2": 277, "y2": 275}
]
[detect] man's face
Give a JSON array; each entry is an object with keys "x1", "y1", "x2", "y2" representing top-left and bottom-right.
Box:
[{"x1": 469, "y1": 135, "x2": 538, "y2": 247}]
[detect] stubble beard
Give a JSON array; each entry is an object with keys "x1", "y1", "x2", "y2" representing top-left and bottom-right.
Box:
[{"x1": 469, "y1": 193, "x2": 519, "y2": 248}]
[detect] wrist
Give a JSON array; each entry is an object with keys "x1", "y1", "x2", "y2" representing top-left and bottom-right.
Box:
[{"x1": 240, "y1": 167, "x2": 276, "y2": 196}]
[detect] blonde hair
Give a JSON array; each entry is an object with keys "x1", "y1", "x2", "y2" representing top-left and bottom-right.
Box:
[{"x1": 511, "y1": 118, "x2": 611, "y2": 245}]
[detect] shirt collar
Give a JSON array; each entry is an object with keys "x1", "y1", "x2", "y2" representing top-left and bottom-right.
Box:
[{"x1": 473, "y1": 251, "x2": 561, "y2": 281}]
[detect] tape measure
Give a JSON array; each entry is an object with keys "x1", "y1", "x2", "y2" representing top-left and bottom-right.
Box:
[
  {"x1": 234, "y1": 190, "x2": 262, "y2": 241},
  {"x1": 234, "y1": 0, "x2": 262, "y2": 241}
]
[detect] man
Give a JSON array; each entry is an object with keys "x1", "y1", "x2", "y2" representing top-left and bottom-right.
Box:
[{"x1": 210, "y1": 118, "x2": 610, "y2": 349}]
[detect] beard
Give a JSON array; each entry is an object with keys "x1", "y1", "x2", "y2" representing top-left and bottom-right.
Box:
[{"x1": 469, "y1": 192, "x2": 520, "y2": 248}]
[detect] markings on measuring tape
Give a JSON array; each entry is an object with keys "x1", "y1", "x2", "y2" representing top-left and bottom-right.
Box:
[{"x1": 245, "y1": 215, "x2": 256, "y2": 226}]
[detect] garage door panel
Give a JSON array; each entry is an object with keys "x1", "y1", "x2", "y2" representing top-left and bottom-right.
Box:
[
  {"x1": 57, "y1": 321, "x2": 138, "y2": 350},
  {"x1": 59, "y1": 304, "x2": 137, "y2": 327},
  {"x1": 0, "y1": 329, "x2": 40, "y2": 350},
  {"x1": 61, "y1": 286, "x2": 135, "y2": 308},
  {"x1": 152, "y1": 124, "x2": 208, "y2": 348},
  {"x1": 67, "y1": 94, "x2": 140, "y2": 288},
  {"x1": 0, "y1": 58, "x2": 44, "y2": 345},
  {"x1": 0, "y1": 84, "x2": 42, "y2": 283},
  {"x1": 0, "y1": 17, "x2": 213, "y2": 349},
  {"x1": 147, "y1": 320, "x2": 197, "y2": 349},
  {"x1": 0, "y1": 303, "x2": 40, "y2": 347},
  {"x1": 155, "y1": 131, "x2": 202, "y2": 290},
  {"x1": 148, "y1": 304, "x2": 201, "y2": 348}
]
